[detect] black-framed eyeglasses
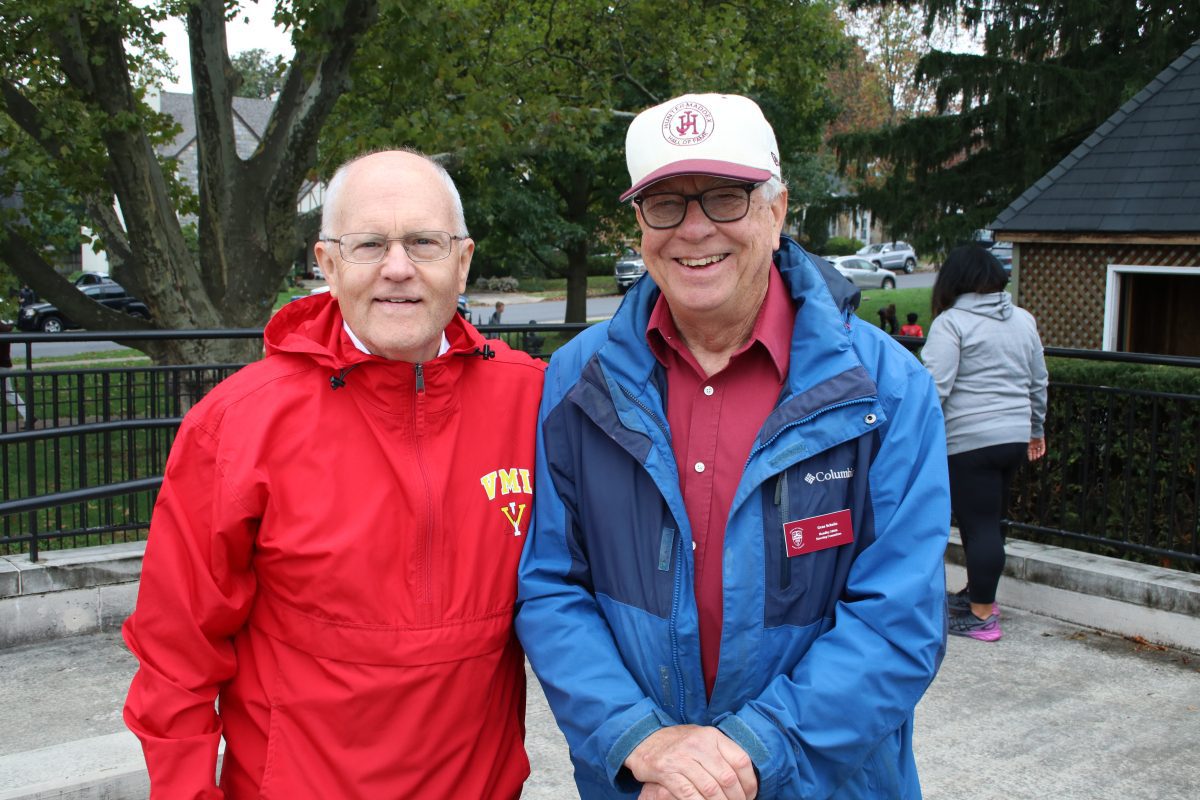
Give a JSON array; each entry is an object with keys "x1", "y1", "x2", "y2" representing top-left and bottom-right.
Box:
[
  {"x1": 319, "y1": 231, "x2": 467, "y2": 264},
  {"x1": 633, "y1": 182, "x2": 762, "y2": 229}
]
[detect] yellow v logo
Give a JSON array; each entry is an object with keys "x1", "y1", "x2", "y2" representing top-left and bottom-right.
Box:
[{"x1": 501, "y1": 502, "x2": 527, "y2": 536}]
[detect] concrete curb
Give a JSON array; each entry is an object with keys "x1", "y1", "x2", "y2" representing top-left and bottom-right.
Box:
[
  {"x1": 945, "y1": 533, "x2": 1200, "y2": 652},
  {"x1": 4, "y1": 535, "x2": 1197, "y2": 652},
  {"x1": 1, "y1": 543, "x2": 143, "y2": 650},
  {"x1": 0, "y1": 734, "x2": 148, "y2": 800}
]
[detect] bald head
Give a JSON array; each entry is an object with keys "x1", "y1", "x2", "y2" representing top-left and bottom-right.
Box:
[{"x1": 321, "y1": 150, "x2": 468, "y2": 238}]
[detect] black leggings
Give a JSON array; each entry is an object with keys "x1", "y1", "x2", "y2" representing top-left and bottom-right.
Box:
[{"x1": 948, "y1": 442, "x2": 1027, "y2": 606}]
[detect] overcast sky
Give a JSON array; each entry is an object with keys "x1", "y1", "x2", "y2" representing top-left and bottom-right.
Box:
[{"x1": 156, "y1": 3, "x2": 294, "y2": 92}]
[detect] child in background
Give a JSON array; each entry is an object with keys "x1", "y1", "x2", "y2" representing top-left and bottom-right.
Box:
[{"x1": 900, "y1": 312, "x2": 924, "y2": 338}]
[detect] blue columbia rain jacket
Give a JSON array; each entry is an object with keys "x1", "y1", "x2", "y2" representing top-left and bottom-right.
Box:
[{"x1": 516, "y1": 237, "x2": 950, "y2": 798}]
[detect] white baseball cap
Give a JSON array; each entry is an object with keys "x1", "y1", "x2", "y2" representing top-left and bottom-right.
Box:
[{"x1": 620, "y1": 93, "x2": 781, "y2": 202}]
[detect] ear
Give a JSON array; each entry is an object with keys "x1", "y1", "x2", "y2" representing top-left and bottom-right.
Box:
[
  {"x1": 314, "y1": 240, "x2": 340, "y2": 297},
  {"x1": 770, "y1": 187, "x2": 789, "y2": 241},
  {"x1": 454, "y1": 238, "x2": 474, "y2": 294}
]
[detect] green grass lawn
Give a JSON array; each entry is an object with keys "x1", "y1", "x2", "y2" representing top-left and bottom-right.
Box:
[{"x1": 853, "y1": 286, "x2": 931, "y2": 333}]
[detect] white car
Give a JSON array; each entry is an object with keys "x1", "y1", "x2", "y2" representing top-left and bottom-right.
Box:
[
  {"x1": 856, "y1": 241, "x2": 918, "y2": 273},
  {"x1": 828, "y1": 256, "x2": 897, "y2": 290}
]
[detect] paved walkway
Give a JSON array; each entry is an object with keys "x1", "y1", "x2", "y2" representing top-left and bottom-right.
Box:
[{"x1": 1, "y1": 605, "x2": 1197, "y2": 799}]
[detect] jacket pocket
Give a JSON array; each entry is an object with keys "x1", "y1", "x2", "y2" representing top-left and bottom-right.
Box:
[{"x1": 761, "y1": 444, "x2": 865, "y2": 629}]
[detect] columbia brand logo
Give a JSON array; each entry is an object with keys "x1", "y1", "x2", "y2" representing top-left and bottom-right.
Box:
[{"x1": 804, "y1": 468, "x2": 854, "y2": 484}]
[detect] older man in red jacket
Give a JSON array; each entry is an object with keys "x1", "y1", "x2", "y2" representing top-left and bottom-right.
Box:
[{"x1": 123, "y1": 150, "x2": 545, "y2": 798}]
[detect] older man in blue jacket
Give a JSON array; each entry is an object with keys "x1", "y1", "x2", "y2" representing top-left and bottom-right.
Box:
[{"x1": 517, "y1": 93, "x2": 950, "y2": 799}]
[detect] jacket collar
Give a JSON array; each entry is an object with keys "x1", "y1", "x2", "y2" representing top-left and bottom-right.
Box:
[
  {"x1": 264, "y1": 292, "x2": 491, "y2": 416},
  {"x1": 599, "y1": 236, "x2": 865, "y2": 398}
]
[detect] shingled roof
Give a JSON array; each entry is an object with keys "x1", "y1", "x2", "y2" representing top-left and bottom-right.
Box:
[{"x1": 992, "y1": 40, "x2": 1200, "y2": 235}]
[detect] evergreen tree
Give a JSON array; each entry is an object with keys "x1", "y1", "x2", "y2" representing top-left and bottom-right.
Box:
[{"x1": 837, "y1": 0, "x2": 1200, "y2": 253}]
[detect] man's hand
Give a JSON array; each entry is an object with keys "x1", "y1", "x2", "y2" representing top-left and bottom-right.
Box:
[
  {"x1": 1028, "y1": 436, "x2": 1046, "y2": 462},
  {"x1": 626, "y1": 725, "x2": 757, "y2": 800}
]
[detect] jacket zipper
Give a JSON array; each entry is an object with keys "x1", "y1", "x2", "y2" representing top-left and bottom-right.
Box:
[
  {"x1": 669, "y1": 532, "x2": 688, "y2": 722},
  {"x1": 414, "y1": 362, "x2": 434, "y2": 605},
  {"x1": 620, "y1": 384, "x2": 687, "y2": 717},
  {"x1": 776, "y1": 472, "x2": 790, "y2": 590},
  {"x1": 619, "y1": 384, "x2": 670, "y2": 439}
]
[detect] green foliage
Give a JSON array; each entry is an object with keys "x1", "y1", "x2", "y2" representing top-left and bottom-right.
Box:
[
  {"x1": 1046, "y1": 358, "x2": 1200, "y2": 395},
  {"x1": 230, "y1": 48, "x2": 288, "y2": 99},
  {"x1": 318, "y1": 0, "x2": 852, "y2": 320},
  {"x1": 0, "y1": 1, "x2": 376, "y2": 362},
  {"x1": 824, "y1": 236, "x2": 864, "y2": 256},
  {"x1": 837, "y1": 0, "x2": 1200, "y2": 254}
]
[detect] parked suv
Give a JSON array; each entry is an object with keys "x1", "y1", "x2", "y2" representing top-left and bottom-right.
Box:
[
  {"x1": 614, "y1": 248, "x2": 646, "y2": 294},
  {"x1": 17, "y1": 282, "x2": 150, "y2": 333},
  {"x1": 857, "y1": 241, "x2": 918, "y2": 273}
]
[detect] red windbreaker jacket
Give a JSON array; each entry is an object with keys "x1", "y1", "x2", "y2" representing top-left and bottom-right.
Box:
[{"x1": 123, "y1": 293, "x2": 545, "y2": 798}]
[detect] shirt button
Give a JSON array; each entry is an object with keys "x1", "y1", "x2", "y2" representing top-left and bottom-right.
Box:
[
  {"x1": 703, "y1": 386, "x2": 714, "y2": 396},
  {"x1": 694, "y1": 462, "x2": 706, "y2": 473},
  {"x1": 692, "y1": 542, "x2": 697, "y2": 551}
]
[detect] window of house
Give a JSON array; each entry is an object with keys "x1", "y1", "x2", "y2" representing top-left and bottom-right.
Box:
[{"x1": 1104, "y1": 265, "x2": 1200, "y2": 357}]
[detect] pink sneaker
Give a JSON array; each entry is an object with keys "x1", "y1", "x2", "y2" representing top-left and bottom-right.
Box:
[{"x1": 948, "y1": 610, "x2": 1002, "y2": 642}]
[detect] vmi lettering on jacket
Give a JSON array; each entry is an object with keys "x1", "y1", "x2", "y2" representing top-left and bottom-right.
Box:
[{"x1": 480, "y1": 468, "x2": 534, "y2": 499}]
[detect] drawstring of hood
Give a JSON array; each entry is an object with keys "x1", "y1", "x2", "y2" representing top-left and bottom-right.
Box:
[
  {"x1": 329, "y1": 364, "x2": 361, "y2": 390},
  {"x1": 459, "y1": 344, "x2": 496, "y2": 360},
  {"x1": 330, "y1": 344, "x2": 495, "y2": 390}
]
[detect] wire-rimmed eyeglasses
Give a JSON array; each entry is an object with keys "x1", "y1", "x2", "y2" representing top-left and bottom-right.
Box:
[
  {"x1": 633, "y1": 182, "x2": 762, "y2": 229},
  {"x1": 320, "y1": 231, "x2": 467, "y2": 264}
]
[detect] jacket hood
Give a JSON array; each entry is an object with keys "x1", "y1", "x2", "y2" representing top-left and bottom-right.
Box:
[
  {"x1": 951, "y1": 291, "x2": 1013, "y2": 321},
  {"x1": 264, "y1": 291, "x2": 492, "y2": 369}
]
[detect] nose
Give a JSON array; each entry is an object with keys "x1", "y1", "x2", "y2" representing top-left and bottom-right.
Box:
[
  {"x1": 674, "y1": 196, "x2": 717, "y2": 238},
  {"x1": 377, "y1": 240, "x2": 418, "y2": 279}
]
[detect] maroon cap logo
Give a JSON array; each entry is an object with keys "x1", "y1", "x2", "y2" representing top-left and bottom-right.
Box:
[{"x1": 661, "y1": 100, "x2": 714, "y2": 147}]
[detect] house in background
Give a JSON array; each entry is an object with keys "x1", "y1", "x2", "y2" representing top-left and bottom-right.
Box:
[
  {"x1": 990, "y1": 40, "x2": 1200, "y2": 357},
  {"x1": 83, "y1": 90, "x2": 324, "y2": 276}
]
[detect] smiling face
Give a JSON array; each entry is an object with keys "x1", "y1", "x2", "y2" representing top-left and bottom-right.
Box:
[
  {"x1": 635, "y1": 175, "x2": 787, "y2": 332},
  {"x1": 314, "y1": 152, "x2": 472, "y2": 363}
]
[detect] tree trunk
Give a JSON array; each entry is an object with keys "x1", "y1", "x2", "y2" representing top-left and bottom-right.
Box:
[{"x1": 0, "y1": 1, "x2": 379, "y2": 364}]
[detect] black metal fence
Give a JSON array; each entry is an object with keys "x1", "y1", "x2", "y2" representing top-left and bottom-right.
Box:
[{"x1": 1, "y1": 329, "x2": 1197, "y2": 569}]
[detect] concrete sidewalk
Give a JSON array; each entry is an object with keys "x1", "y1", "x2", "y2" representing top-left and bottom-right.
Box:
[
  {"x1": 1, "y1": 602, "x2": 1197, "y2": 799},
  {"x1": 2, "y1": 539, "x2": 1199, "y2": 799}
]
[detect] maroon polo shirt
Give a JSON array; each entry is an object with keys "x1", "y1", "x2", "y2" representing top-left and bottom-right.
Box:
[{"x1": 647, "y1": 265, "x2": 795, "y2": 699}]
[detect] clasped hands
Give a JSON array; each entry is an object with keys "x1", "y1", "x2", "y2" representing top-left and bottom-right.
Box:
[{"x1": 625, "y1": 724, "x2": 758, "y2": 800}]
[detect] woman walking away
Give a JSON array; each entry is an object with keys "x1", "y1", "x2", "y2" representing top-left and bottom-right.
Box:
[{"x1": 923, "y1": 245, "x2": 1048, "y2": 642}]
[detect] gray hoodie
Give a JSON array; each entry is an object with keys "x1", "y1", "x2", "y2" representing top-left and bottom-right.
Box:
[{"x1": 922, "y1": 291, "x2": 1048, "y2": 456}]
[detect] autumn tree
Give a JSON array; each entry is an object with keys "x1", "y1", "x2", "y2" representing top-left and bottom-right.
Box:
[
  {"x1": 0, "y1": 0, "x2": 377, "y2": 362},
  {"x1": 837, "y1": 0, "x2": 1200, "y2": 252}
]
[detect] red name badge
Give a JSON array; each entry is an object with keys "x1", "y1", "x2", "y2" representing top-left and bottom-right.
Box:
[{"x1": 783, "y1": 509, "x2": 854, "y2": 557}]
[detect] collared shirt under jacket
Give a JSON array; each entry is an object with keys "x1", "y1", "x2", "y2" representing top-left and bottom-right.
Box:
[{"x1": 516, "y1": 237, "x2": 951, "y2": 799}]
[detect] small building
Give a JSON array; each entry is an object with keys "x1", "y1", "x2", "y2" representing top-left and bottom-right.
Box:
[{"x1": 990, "y1": 40, "x2": 1200, "y2": 356}]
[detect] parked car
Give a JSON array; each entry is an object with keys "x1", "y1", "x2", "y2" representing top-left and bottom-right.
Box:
[
  {"x1": 17, "y1": 282, "x2": 150, "y2": 333},
  {"x1": 989, "y1": 242, "x2": 1013, "y2": 276},
  {"x1": 614, "y1": 248, "x2": 646, "y2": 294},
  {"x1": 856, "y1": 241, "x2": 918, "y2": 273},
  {"x1": 828, "y1": 256, "x2": 897, "y2": 290},
  {"x1": 72, "y1": 271, "x2": 115, "y2": 287}
]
